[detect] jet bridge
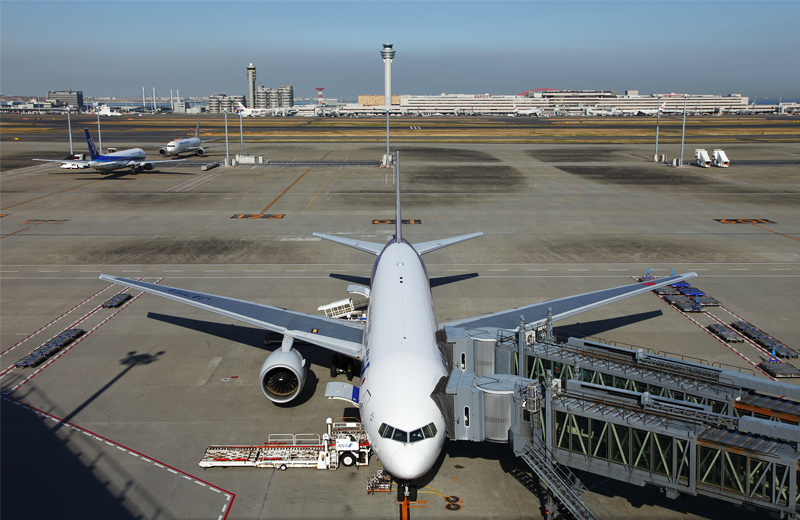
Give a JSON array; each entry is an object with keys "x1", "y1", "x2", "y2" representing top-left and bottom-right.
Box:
[{"x1": 438, "y1": 323, "x2": 800, "y2": 519}]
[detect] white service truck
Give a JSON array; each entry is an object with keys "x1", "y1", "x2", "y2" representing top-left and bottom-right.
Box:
[{"x1": 199, "y1": 418, "x2": 371, "y2": 471}]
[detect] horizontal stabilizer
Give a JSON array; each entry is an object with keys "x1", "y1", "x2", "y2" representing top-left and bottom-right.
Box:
[
  {"x1": 413, "y1": 232, "x2": 484, "y2": 255},
  {"x1": 313, "y1": 232, "x2": 385, "y2": 255}
]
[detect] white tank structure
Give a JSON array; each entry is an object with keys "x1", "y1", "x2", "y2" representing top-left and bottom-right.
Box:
[
  {"x1": 380, "y1": 43, "x2": 395, "y2": 110},
  {"x1": 247, "y1": 63, "x2": 257, "y2": 109}
]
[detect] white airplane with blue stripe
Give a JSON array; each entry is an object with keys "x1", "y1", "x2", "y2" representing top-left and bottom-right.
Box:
[
  {"x1": 34, "y1": 129, "x2": 182, "y2": 173},
  {"x1": 99, "y1": 153, "x2": 696, "y2": 494}
]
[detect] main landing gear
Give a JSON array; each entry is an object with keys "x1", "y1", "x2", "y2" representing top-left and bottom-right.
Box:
[{"x1": 330, "y1": 353, "x2": 359, "y2": 381}]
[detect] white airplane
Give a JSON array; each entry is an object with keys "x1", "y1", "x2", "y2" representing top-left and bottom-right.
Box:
[
  {"x1": 509, "y1": 104, "x2": 543, "y2": 117},
  {"x1": 159, "y1": 119, "x2": 220, "y2": 158},
  {"x1": 235, "y1": 102, "x2": 296, "y2": 117},
  {"x1": 99, "y1": 154, "x2": 696, "y2": 495},
  {"x1": 96, "y1": 105, "x2": 122, "y2": 116},
  {"x1": 626, "y1": 103, "x2": 667, "y2": 116},
  {"x1": 34, "y1": 129, "x2": 182, "y2": 173}
]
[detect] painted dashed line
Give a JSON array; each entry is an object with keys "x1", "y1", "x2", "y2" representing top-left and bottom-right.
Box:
[
  {"x1": 0, "y1": 283, "x2": 116, "y2": 357},
  {"x1": 1, "y1": 395, "x2": 235, "y2": 516},
  {"x1": 5, "y1": 279, "x2": 162, "y2": 388},
  {"x1": 645, "y1": 288, "x2": 776, "y2": 380}
]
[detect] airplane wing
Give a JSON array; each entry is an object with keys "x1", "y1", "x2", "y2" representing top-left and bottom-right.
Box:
[
  {"x1": 137, "y1": 159, "x2": 186, "y2": 165},
  {"x1": 99, "y1": 274, "x2": 363, "y2": 359},
  {"x1": 442, "y1": 272, "x2": 697, "y2": 331}
]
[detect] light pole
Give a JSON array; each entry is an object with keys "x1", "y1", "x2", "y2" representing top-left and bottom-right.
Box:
[
  {"x1": 97, "y1": 113, "x2": 102, "y2": 154},
  {"x1": 654, "y1": 95, "x2": 661, "y2": 162},
  {"x1": 67, "y1": 107, "x2": 73, "y2": 155},
  {"x1": 679, "y1": 95, "x2": 687, "y2": 167},
  {"x1": 239, "y1": 112, "x2": 244, "y2": 155},
  {"x1": 224, "y1": 109, "x2": 230, "y2": 166}
]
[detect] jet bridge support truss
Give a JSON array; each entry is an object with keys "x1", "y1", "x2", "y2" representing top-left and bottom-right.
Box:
[{"x1": 439, "y1": 324, "x2": 800, "y2": 519}]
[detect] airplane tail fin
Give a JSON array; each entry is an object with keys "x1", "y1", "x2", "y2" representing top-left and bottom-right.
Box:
[
  {"x1": 314, "y1": 149, "x2": 482, "y2": 256},
  {"x1": 395, "y1": 151, "x2": 402, "y2": 244},
  {"x1": 194, "y1": 118, "x2": 200, "y2": 138},
  {"x1": 84, "y1": 128, "x2": 100, "y2": 160}
]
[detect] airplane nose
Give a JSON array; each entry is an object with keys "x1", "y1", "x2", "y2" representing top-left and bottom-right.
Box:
[{"x1": 390, "y1": 448, "x2": 427, "y2": 479}]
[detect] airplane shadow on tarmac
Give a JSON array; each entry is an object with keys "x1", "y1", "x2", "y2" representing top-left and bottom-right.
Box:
[
  {"x1": 145, "y1": 312, "x2": 330, "y2": 407},
  {"x1": 553, "y1": 310, "x2": 664, "y2": 342}
]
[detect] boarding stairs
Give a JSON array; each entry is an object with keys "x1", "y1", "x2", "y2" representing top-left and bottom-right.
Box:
[{"x1": 515, "y1": 436, "x2": 613, "y2": 520}]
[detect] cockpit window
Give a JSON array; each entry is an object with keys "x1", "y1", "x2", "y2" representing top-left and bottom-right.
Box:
[
  {"x1": 392, "y1": 428, "x2": 408, "y2": 443},
  {"x1": 379, "y1": 423, "x2": 394, "y2": 439},
  {"x1": 379, "y1": 422, "x2": 437, "y2": 444}
]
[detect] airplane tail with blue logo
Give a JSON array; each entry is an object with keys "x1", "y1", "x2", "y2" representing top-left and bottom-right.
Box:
[{"x1": 84, "y1": 129, "x2": 101, "y2": 160}]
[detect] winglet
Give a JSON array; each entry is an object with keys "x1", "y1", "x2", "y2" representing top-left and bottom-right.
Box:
[{"x1": 84, "y1": 128, "x2": 100, "y2": 160}]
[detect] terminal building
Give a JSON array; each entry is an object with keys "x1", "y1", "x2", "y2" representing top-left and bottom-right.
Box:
[
  {"x1": 46, "y1": 90, "x2": 84, "y2": 109},
  {"x1": 359, "y1": 95, "x2": 401, "y2": 106},
  {"x1": 394, "y1": 90, "x2": 750, "y2": 115}
]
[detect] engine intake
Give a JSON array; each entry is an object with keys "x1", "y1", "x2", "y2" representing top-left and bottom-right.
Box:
[
  {"x1": 259, "y1": 347, "x2": 307, "y2": 403},
  {"x1": 196, "y1": 148, "x2": 205, "y2": 156},
  {"x1": 159, "y1": 148, "x2": 167, "y2": 155},
  {"x1": 143, "y1": 163, "x2": 154, "y2": 171}
]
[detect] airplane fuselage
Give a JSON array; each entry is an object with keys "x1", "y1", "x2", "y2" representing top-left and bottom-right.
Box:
[
  {"x1": 165, "y1": 137, "x2": 202, "y2": 156},
  {"x1": 89, "y1": 148, "x2": 147, "y2": 172},
  {"x1": 359, "y1": 240, "x2": 447, "y2": 480}
]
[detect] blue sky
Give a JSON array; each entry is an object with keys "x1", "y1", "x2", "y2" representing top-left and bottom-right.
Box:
[{"x1": 2, "y1": 1, "x2": 799, "y2": 102}]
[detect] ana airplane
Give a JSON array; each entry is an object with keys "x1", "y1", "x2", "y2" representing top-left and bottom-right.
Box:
[
  {"x1": 34, "y1": 129, "x2": 182, "y2": 173},
  {"x1": 99, "y1": 153, "x2": 695, "y2": 497},
  {"x1": 159, "y1": 119, "x2": 220, "y2": 158}
]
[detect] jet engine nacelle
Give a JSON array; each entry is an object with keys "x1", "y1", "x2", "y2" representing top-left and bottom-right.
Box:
[
  {"x1": 143, "y1": 163, "x2": 154, "y2": 171},
  {"x1": 259, "y1": 347, "x2": 307, "y2": 404},
  {"x1": 159, "y1": 148, "x2": 167, "y2": 155},
  {"x1": 196, "y1": 148, "x2": 206, "y2": 156}
]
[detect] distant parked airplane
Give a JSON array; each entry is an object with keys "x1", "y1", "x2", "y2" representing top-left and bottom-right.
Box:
[
  {"x1": 159, "y1": 119, "x2": 221, "y2": 158},
  {"x1": 34, "y1": 129, "x2": 182, "y2": 173}
]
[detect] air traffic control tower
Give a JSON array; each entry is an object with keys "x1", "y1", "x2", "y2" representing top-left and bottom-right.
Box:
[
  {"x1": 380, "y1": 43, "x2": 395, "y2": 110},
  {"x1": 247, "y1": 63, "x2": 256, "y2": 109}
]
